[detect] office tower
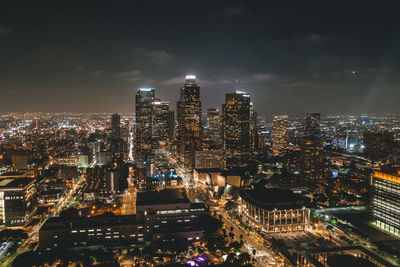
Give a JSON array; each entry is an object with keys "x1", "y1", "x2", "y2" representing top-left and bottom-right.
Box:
[
  {"x1": 299, "y1": 136, "x2": 324, "y2": 181},
  {"x1": 0, "y1": 178, "x2": 36, "y2": 226},
  {"x1": 176, "y1": 75, "x2": 202, "y2": 169},
  {"x1": 111, "y1": 113, "x2": 121, "y2": 139},
  {"x1": 304, "y1": 113, "x2": 320, "y2": 137},
  {"x1": 363, "y1": 130, "x2": 395, "y2": 160},
  {"x1": 223, "y1": 91, "x2": 251, "y2": 166},
  {"x1": 152, "y1": 101, "x2": 169, "y2": 146},
  {"x1": 371, "y1": 169, "x2": 400, "y2": 237},
  {"x1": 206, "y1": 107, "x2": 222, "y2": 147},
  {"x1": 272, "y1": 115, "x2": 288, "y2": 157},
  {"x1": 168, "y1": 110, "x2": 175, "y2": 141},
  {"x1": 135, "y1": 88, "x2": 155, "y2": 162},
  {"x1": 250, "y1": 102, "x2": 259, "y2": 151}
]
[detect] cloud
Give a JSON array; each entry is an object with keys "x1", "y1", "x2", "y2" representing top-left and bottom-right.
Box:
[
  {"x1": 92, "y1": 70, "x2": 104, "y2": 76},
  {"x1": 160, "y1": 73, "x2": 273, "y2": 86},
  {"x1": 0, "y1": 26, "x2": 13, "y2": 35},
  {"x1": 299, "y1": 34, "x2": 333, "y2": 43},
  {"x1": 222, "y1": 6, "x2": 245, "y2": 18},
  {"x1": 117, "y1": 70, "x2": 141, "y2": 82},
  {"x1": 133, "y1": 48, "x2": 173, "y2": 64}
]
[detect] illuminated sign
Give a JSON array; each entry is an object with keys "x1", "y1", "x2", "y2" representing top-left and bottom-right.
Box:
[
  {"x1": 186, "y1": 75, "x2": 196, "y2": 80},
  {"x1": 138, "y1": 88, "x2": 154, "y2": 92}
]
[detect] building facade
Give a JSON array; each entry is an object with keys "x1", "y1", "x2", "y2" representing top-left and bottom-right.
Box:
[
  {"x1": 135, "y1": 88, "x2": 155, "y2": 162},
  {"x1": 223, "y1": 91, "x2": 251, "y2": 166},
  {"x1": 152, "y1": 101, "x2": 170, "y2": 146},
  {"x1": 272, "y1": 115, "x2": 288, "y2": 157},
  {"x1": 239, "y1": 189, "x2": 310, "y2": 233},
  {"x1": 176, "y1": 75, "x2": 202, "y2": 169},
  {"x1": 300, "y1": 136, "x2": 324, "y2": 181},
  {"x1": 0, "y1": 178, "x2": 36, "y2": 226},
  {"x1": 371, "y1": 170, "x2": 400, "y2": 237}
]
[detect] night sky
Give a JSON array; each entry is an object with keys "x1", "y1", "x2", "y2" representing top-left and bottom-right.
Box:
[{"x1": 1, "y1": 1, "x2": 400, "y2": 115}]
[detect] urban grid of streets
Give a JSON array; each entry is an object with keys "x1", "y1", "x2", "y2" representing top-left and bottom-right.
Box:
[
  {"x1": 163, "y1": 150, "x2": 286, "y2": 267},
  {"x1": 2, "y1": 144, "x2": 397, "y2": 266}
]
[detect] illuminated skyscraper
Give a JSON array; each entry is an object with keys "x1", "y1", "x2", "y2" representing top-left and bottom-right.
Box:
[
  {"x1": 135, "y1": 88, "x2": 155, "y2": 162},
  {"x1": 299, "y1": 136, "x2": 324, "y2": 181},
  {"x1": 206, "y1": 107, "x2": 222, "y2": 147},
  {"x1": 304, "y1": 113, "x2": 320, "y2": 137},
  {"x1": 152, "y1": 101, "x2": 169, "y2": 146},
  {"x1": 272, "y1": 115, "x2": 288, "y2": 157},
  {"x1": 176, "y1": 75, "x2": 202, "y2": 169},
  {"x1": 223, "y1": 91, "x2": 251, "y2": 166},
  {"x1": 372, "y1": 169, "x2": 400, "y2": 237}
]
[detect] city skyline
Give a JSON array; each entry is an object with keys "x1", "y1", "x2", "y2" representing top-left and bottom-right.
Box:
[{"x1": 1, "y1": 1, "x2": 400, "y2": 115}]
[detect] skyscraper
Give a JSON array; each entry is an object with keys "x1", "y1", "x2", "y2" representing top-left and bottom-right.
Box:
[
  {"x1": 363, "y1": 130, "x2": 395, "y2": 160},
  {"x1": 223, "y1": 91, "x2": 251, "y2": 166},
  {"x1": 168, "y1": 110, "x2": 175, "y2": 141},
  {"x1": 176, "y1": 75, "x2": 202, "y2": 169},
  {"x1": 111, "y1": 113, "x2": 121, "y2": 139},
  {"x1": 299, "y1": 136, "x2": 324, "y2": 181},
  {"x1": 272, "y1": 115, "x2": 288, "y2": 157},
  {"x1": 206, "y1": 107, "x2": 222, "y2": 147},
  {"x1": 304, "y1": 113, "x2": 320, "y2": 137},
  {"x1": 152, "y1": 101, "x2": 169, "y2": 146},
  {"x1": 135, "y1": 88, "x2": 155, "y2": 162},
  {"x1": 371, "y1": 169, "x2": 400, "y2": 237}
]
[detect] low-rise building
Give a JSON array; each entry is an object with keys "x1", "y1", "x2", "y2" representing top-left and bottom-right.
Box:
[{"x1": 239, "y1": 188, "x2": 311, "y2": 233}]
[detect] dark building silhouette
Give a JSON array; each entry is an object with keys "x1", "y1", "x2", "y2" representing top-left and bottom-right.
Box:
[
  {"x1": 363, "y1": 130, "x2": 395, "y2": 160},
  {"x1": 304, "y1": 113, "x2": 320, "y2": 137},
  {"x1": 300, "y1": 136, "x2": 324, "y2": 181},
  {"x1": 111, "y1": 113, "x2": 121, "y2": 139},
  {"x1": 168, "y1": 110, "x2": 175, "y2": 141}
]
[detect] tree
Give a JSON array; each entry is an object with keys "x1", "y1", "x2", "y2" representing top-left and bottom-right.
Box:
[
  {"x1": 229, "y1": 232, "x2": 235, "y2": 239},
  {"x1": 229, "y1": 241, "x2": 242, "y2": 252}
]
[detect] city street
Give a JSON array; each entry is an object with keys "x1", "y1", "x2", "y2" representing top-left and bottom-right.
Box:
[{"x1": 162, "y1": 150, "x2": 285, "y2": 266}]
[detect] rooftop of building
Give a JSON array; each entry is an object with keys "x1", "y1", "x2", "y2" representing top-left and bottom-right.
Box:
[
  {"x1": 41, "y1": 214, "x2": 139, "y2": 230},
  {"x1": 136, "y1": 188, "x2": 189, "y2": 206},
  {"x1": 239, "y1": 188, "x2": 310, "y2": 210},
  {"x1": 0, "y1": 177, "x2": 34, "y2": 189},
  {"x1": 194, "y1": 168, "x2": 223, "y2": 174},
  {"x1": 0, "y1": 171, "x2": 26, "y2": 177}
]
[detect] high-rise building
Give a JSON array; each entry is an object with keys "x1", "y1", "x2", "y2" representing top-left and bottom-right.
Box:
[
  {"x1": 304, "y1": 113, "x2": 320, "y2": 137},
  {"x1": 176, "y1": 75, "x2": 202, "y2": 169},
  {"x1": 272, "y1": 115, "x2": 288, "y2": 157},
  {"x1": 206, "y1": 108, "x2": 222, "y2": 147},
  {"x1": 135, "y1": 88, "x2": 155, "y2": 162},
  {"x1": 168, "y1": 110, "x2": 175, "y2": 141},
  {"x1": 223, "y1": 91, "x2": 251, "y2": 165},
  {"x1": 299, "y1": 136, "x2": 324, "y2": 181},
  {"x1": 363, "y1": 131, "x2": 395, "y2": 160},
  {"x1": 371, "y1": 169, "x2": 400, "y2": 237},
  {"x1": 152, "y1": 101, "x2": 169, "y2": 146},
  {"x1": 111, "y1": 113, "x2": 121, "y2": 139}
]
